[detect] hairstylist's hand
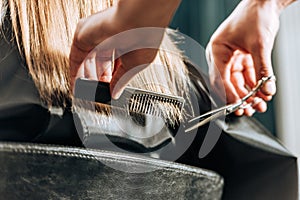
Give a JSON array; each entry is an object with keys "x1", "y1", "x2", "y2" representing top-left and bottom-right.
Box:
[
  {"x1": 206, "y1": 0, "x2": 284, "y2": 116},
  {"x1": 69, "y1": 0, "x2": 181, "y2": 99}
]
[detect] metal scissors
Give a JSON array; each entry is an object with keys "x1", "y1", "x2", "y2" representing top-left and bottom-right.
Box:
[{"x1": 185, "y1": 75, "x2": 276, "y2": 133}]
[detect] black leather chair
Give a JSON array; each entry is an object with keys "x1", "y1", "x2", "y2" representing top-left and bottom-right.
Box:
[{"x1": 0, "y1": 142, "x2": 223, "y2": 199}]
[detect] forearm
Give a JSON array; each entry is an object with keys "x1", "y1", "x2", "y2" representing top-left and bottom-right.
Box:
[{"x1": 114, "y1": 0, "x2": 181, "y2": 30}]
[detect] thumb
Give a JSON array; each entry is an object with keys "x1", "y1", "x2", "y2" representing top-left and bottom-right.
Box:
[
  {"x1": 206, "y1": 42, "x2": 240, "y2": 104},
  {"x1": 110, "y1": 55, "x2": 150, "y2": 99},
  {"x1": 251, "y1": 46, "x2": 276, "y2": 97},
  {"x1": 110, "y1": 59, "x2": 147, "y2": 99}
]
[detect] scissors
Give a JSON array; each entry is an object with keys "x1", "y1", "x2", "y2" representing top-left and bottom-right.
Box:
[{"x1": 185, "y1": 75, "x2": 276, "y2": 133}]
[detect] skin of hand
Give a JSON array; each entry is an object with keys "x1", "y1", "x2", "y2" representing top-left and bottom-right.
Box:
[
  {"x1": 206, "y1": 0, "x2": 294, "y2": 116},
  {"x1": 69, "y1": 0, "x2": 181, "y2": 99}
]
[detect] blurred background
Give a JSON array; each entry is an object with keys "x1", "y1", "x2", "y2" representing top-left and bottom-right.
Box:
[{"x1": 171, "y1": 0, "x2": 300, "y2": 158}]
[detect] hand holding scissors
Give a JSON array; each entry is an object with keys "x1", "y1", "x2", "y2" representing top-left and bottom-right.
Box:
[{"x1": 186, "y1": 75, "x2": 276, "y2": 133}]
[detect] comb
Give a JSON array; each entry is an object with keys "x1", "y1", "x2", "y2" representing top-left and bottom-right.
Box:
[{"x1": 74, "y1": 78, "x2": 185, "y2": 125}]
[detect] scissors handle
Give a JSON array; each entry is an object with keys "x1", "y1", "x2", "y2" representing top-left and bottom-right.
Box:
[
  {"x1": 241, "y1": 75, "x2": 275, "y2": 102},
  {"x1": 185, "y1": 75, "x2": 276, "y2": 133}
]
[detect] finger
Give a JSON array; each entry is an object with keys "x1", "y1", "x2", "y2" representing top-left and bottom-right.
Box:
[
  {"x1": 261, "y1": 79, "x2": 276, "y2": 96},
  {"x1": 244, "y1": 106, "x2": 256, "y2": 117},
  {"x1": 251, "y1": 45, "x2": 276, "y2": 97},
  {"x1": 231, "y1": 71, "x2": 249, "y2": 99},
  {"x1": 70, "y1": 62, "x2": 85, "y2": 94},
  {"x1": 231, "y1": 72, "x2": 255, "y2": 116},
  {"x1": 98, "y1": 65, "x2": 112, "y2": 83},
  {"x1": 69, "y1": 43, "x2": 91, "y2": 90},
  {"x1": 84, "y1": 52, "x2": 98, "y2": 80},
  {"x1": 110, "y1": 50, "x2": 153, "y2": 99},
  {"x1": 252, "y1": 97, "x2": 268, "y2": 113},
  {"x1": 256, "y1": 91, "x2": 273, "y2": 102},
  {"x1": 223, "y1": 76, "x2": 242, "y2": 105},
  {"x1": 208, "y1": 42, "x2": 241, "y2": 104},
  {"x1": 95, "y1": 50, "x2": 114, "y2": 83},
  {"x1": 110, "y1": 62, "x2": 148, "y2": 99},
  {"x1": 229, "y1": 54, "x2": 257, "y2": 103},
  {"x1": 110, "y1": 57, "x2": 130, "y2": 99},
  {"x1": 206, "y1": 44, "x2": 228, "y2": 102},
  {"x1": 234, "y1": 109, "x2": 244, "y2": 116},
  {"x1": 242, "y1": 54, "x2": 256, "y2": 88}
]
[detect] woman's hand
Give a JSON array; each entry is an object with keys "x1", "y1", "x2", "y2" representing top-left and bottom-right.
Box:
[
  {"x1": 69, "y1": 0, "x2": 181, "y2": 99},
  {"x1": 206, "y1": 0, "x2": 283, "y2": 116}
]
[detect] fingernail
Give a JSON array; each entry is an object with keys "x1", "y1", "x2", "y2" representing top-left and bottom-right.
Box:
[
  {"x1": 235, "y1": 109, "x2": 244, "y2": 116},
  {"x1": 252, "y1": 97, "x2": 262, "y2": 107},
  {"x1": 111, "y1": 89, "x2": 121, "y2": 100},
  {"x1": 262, "y1": 81, "x2": 276, "y2": 96},
  {"x1": 249, "y1": 107, "x2": 256, "y2": 116}
]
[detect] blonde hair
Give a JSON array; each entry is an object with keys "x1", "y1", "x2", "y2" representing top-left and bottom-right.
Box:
[
  {"x1": 0, "y1": 1, "x2": 4, "y2": 24},
  {"x1": 1, "y1": 0, "x2": 192, "y2": 122}
]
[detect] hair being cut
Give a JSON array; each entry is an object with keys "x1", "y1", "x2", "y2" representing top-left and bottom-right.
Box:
[{"x1": 0, "y1": 0, "x2": 192, "y2": 123}]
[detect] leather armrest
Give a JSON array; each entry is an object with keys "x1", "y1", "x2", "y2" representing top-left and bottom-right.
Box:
[{"x1": 0, "y1": 142, "x2": 223, "y2": 199}]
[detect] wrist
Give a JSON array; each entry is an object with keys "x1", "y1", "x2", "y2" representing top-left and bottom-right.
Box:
[
  {"x1": 115, "y1": 0, "x2": 180, "y2": 29},
  {"x1": 252, "y1": 0, "x2": 296, "y2": 12},
  {"x1": 274, "y1": 0, "x2": 296, "y2": 10}
]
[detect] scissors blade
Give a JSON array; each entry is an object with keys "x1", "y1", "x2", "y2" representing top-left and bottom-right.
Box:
[
  {"x1": 188, "y1": 105, "x2": 232, "y2": 123},
  {"x1": 185, "y1": 109, "x2": 226, "y2": 133}
]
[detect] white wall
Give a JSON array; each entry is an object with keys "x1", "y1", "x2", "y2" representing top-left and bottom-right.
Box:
[{"x1": 274, "y1": 1, "x2": 300, "y2": 157}]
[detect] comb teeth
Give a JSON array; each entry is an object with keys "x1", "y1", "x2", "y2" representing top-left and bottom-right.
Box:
[
  {"x1": 124, "y1": 87, "x2": 185, "y2": 118},
  {"x1": 128, "y1": 93, "x2": 184, "y2": 117}
]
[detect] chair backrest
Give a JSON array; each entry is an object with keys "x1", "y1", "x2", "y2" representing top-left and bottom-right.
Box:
[{"x1": 0, "y1": 142, "x2": 223, "y2": 199}]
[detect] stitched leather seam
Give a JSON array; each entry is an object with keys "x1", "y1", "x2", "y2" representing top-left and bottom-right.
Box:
[{"x1": 0, "y1": 143, "x2": 223, "y2": 189}]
